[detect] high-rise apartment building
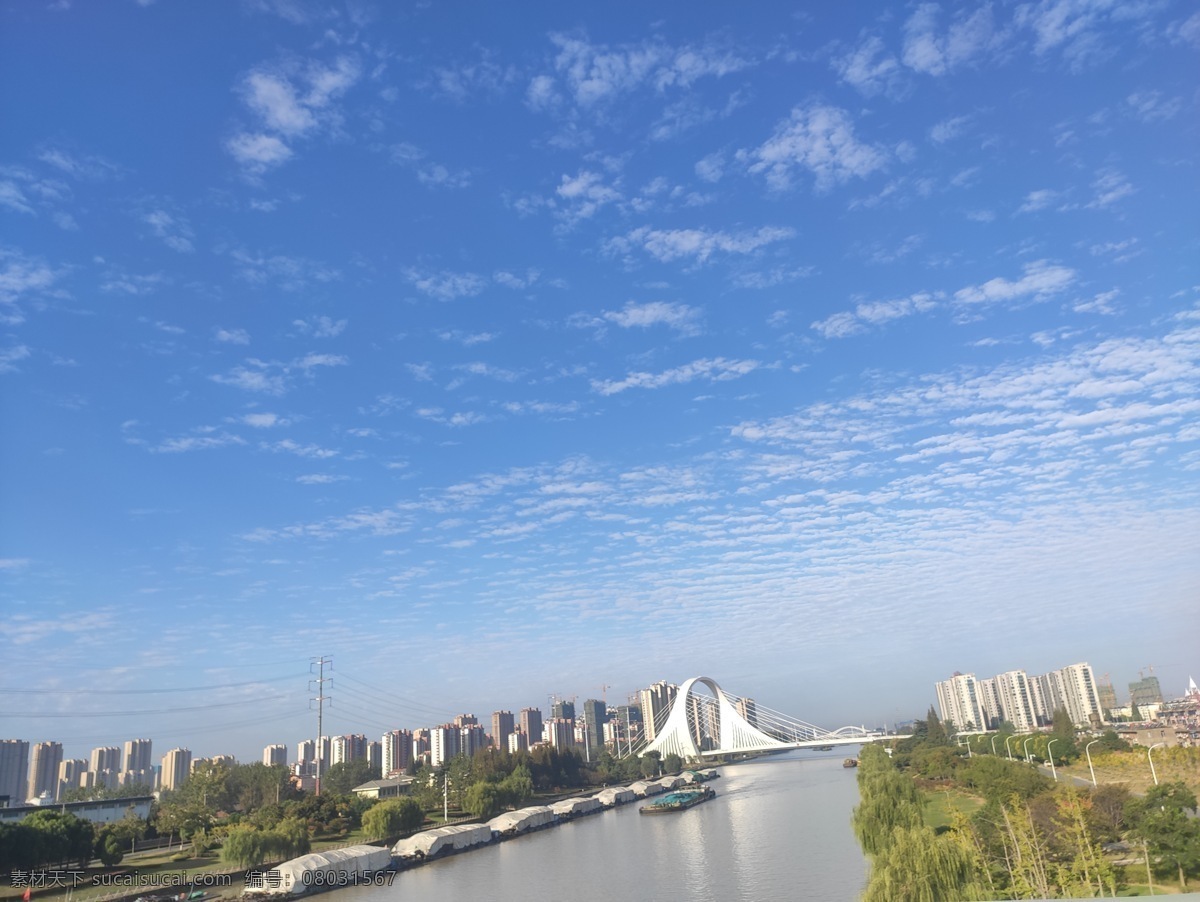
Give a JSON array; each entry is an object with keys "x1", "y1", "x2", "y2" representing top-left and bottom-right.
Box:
[
  {"x1": 551, "y1": 700, "x2": 575, "y2": 722},
  {"x1": 161, "y1": 748, "x2": 192, "y2": 791},
  {"x1": 543, "y1": 717, "x2": 574, "y2": 750},
  {"x1": 1049, "y1": 663, "x2": 1103, "y2": 727},
  {"x1": 331, "y1": 734, "x2": 368, "y2": 766},
  {"x1": 382, "y1": 730, "x2": 413, "y2": 777},
  {"x1": 935, "y1": 673, "x2": 986, "y2": 732},
  {"x1": 58, "y1": 759, "x2": 87, "y2": 797},
  {"x1": 491, "y1": 711, "x2": 515, "y2": 751},
  {"x1": 994, "y1": 671, "x2": 1037, "y2": 732},
  {"x1": 735, "y1": 697, "x2": 758, "y2": 728},
  {"x1": 29, "y1": 741, "x2": 63, "y2": 801},
  {"x1": 123, "y1": 739, "x2": 153, "y2": 786},
  {"x1": 430, "y1": 725, "x2": 460, "y2": 768},
  {"x1": 580, "y1": 699, "x2": 606, "y2": 751},
  {"x1": 263, "y1": 745, "x2": 288, "y2": 767},
  {"x1": 507, "y1": 730, "x2": 528, "y2": 754},
  {"x1": 1129, "y1": 676, "x2": 1163, "y2": 708},
  {"x1": 90, "y1": 746, "x2": 121, "y2": 783},
  {"x1": 519, "y1": 708, "x2": 543, "y2": 746},
  {"x1": 0, "y1": 740, "x2": 30, "y2": 805},
  {"x1": 366, "y1": 741, "x2": 382, "y2": 774},
  {"x1": 638, "y1": 681, "x2": 678, "y2": 742},
  {"x1": 460, "y1": 724, "x2": 486, "y2": 758}
]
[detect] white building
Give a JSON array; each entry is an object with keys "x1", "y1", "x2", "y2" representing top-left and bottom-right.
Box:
[{"x1": 935, "y1": 673, "x2": 986, "y2": 732}]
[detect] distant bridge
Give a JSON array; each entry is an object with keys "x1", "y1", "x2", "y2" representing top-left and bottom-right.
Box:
[{"x1": 627, "y1": 676, "x2": 896, "y2": 759}]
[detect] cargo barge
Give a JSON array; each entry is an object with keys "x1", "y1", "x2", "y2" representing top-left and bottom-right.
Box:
[{"x1": 638, "y1": 785, "x2": 716, "y2": 814}]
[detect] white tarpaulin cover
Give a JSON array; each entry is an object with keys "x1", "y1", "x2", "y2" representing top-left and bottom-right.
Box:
[
  {"x1": 550, "y1": 796, "x2": 601, "y2": 816},
  {"x1": 246, "y1": 844, "x2": 392, "y2": 895},
  {"x1": 594, "y1": 787, "x2": 635, "y2": 807},
  {"x1": 486, "y1": 805, "x2": 555, "y2": 834},
  {"x1": 392, "y1": 823, "x2": 492, "y2": 859}
]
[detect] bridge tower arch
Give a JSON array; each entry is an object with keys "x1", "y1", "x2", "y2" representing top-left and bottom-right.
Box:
[{"x1": 642, "y1": 676, "x2": 792, "y2": 759}]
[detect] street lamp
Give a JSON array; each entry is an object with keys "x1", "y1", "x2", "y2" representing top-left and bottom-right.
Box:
[
  {"x1": 1023, "y1": 737, "x2": 1035, "y2": 763},
  {"x1": 1047, "y1": 738, "x2": 1060, "y2": 782},
  {"x1": 990, "y1": 735, "x2": 999, "y2": 756},
  {"x1": 1148, "y1": 742, "x2": 1165, "y2": 786},
  {"x1": 1005, "y1": 735, "x2": 1016, "y2": 760},
  {"x1": 1085, "y1": 739, "x2": 1100, "y2": 787}
]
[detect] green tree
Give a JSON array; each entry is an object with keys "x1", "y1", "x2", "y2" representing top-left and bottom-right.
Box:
[
  {"x1": 924, "y1": 706, "x2": 951, "y2": 747},
  {"x1": 499, "y1": 765, "x2": 534, "y2": 808},
  {"x1": 361, "y1": 798, "x2": 424, "y2": 839},
  {"x1": 463, "y1": 781, "x2": 503, "y2": 819},
  {"x1": 639, "y1": 751, "x2": 661, "y2": 779},
  {"x1": 321, "y1": 759, "x2": 376, "y2": 796},
  {"x1": 95, "y1": 830, "x2": 125, "y2": 867},
  {"x1": 663, "y1": 753, "x2": 683, "y2": 775},
  {"x1": 22, "y1": 810, "x2": 95, "y2": 869},
  {"x1": 1126, "y1": 781, "x2": 1200, "y2": 888},
  {"x1": 861, "y1": 824, "x2": 981, "y2": 902}
]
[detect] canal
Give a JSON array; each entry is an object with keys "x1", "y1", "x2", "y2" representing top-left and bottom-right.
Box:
[{"x1": 333, "y1": 748, "x2": 867, "y2": 902}]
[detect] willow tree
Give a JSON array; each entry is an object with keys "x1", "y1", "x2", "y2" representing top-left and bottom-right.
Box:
[{"x1": 861, "y1": 824, "x2": 983, "y2": 902}]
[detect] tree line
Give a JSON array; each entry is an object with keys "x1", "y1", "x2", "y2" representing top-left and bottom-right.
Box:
[
  {"x1": 1, "y1": 745, "x2": 682, "y2": 873},
  {"x1": 852, "y1": 707, "x2": 1200, "y2": 899}
]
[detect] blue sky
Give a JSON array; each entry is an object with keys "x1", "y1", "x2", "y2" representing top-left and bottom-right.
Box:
[{"x1": 2, "y1": 0, "x2": 1197, "y2": 764}]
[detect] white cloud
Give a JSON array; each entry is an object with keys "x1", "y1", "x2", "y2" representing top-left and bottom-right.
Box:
[
  {"x1": 1087, "y1": 168, "x2": 1133, "y2": 208},
  {"x1": 834, "y1": 35, "x2": 904, "y2": 96},
  {"x1": 142, "y1": 209, "x2": 194, "y2": 253},
  {"x1": 266, "y1": 439, "x2": 338, "y2": 459},
  {"x1": 225, "y1": 133, "x2": 293, "y2": 173},
  {"x1": 243, "y1": 71, "x2": 316, "y2": 136},
  {"x1": 0, "y1": 181, "x2": 34, "y2": 214},
  {"x1": 227, "y1": 56, "x2": 360, "y2": 173},
  {"x1": 602, "y1": 300, "x2": 701, "y2": 336},
  {"x1": 406, "y1": 269, "x2": 487, "y2": 301},
  {"x1": 241, "y1": 412, "x2": 288, "y2": 428},
  {"x1": 695, "y1": 152, "x2": 725, "y2": 183},
  {"x1": 954, "y1": 260, "x2": 1076, "y2": 305},
  {"x1": 607, "y1": 225, "x2": 793, "y2": 264},
  {"x1": 1126, "y1": 91, "x2": 1183, "y2": 123},
  {"x1": 902, "y1": 3, "x2": 999, "y2": 76},
  {"x1": 153, "y1": 432, "x2": 247, "y2": 453},
  {"x1": 1018, "y1": 188, "x2": 1060, "y2": 213},
  {"x1": 812, "y1": 292, "x2": 940, "y2": 338},
  {"x1": 740, "y1": 104, "x2": 887, "y2": 192},
  {"x1": 555, "y1": 170, "x2": 621, "y2": 224},
  {"x1": 592, "y1": 357, "x2": 759, "y2": 395},
  {"x1": 0, "y1": 344, "x2": 31, "y2": 373},
  {"x1": 536, "y1": 33, "x2": 750, "y2": 110},
  {"x1": 930, "y1": 115, "x2": 970, "y2": 143},
  {"x1": 297, "y1": 473, "x2": 349, "y2": 484},
  {"x1": 293, "y1": 316, "x2": 347, "y2": 338}
]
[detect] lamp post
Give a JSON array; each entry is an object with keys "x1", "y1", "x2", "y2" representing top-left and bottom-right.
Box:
[
  {"x1": 1148, "y1": 742, "x2": 1165, "y2": 786},
  {"x1": 1047, "y1": 738, "x2": 1060, "y2": 782},
  {"x1": 1085, "y1": 739, "x2": 1100, "y2": 787},
  {"x1": 990, "y1": 735, "x2": 998, "y2": 756},
  {"x1": 1005, "y1": 735, "x2": 1016, "y2": 760},
  {"x1": 1023, "y1": 737, "x2": 1035, "y2": 763}
]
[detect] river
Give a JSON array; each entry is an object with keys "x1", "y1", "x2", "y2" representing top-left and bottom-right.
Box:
[{"x1": 331, "y1": 748, "x2": 867, "y2": 902}]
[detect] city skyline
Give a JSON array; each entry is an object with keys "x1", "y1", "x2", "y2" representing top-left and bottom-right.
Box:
[
  {"x1": 6, "y1": 662, "x2": 1196, "y2": 772},
  {"x1": 2, "y1": 3, "x2": 1197, "y2": 762}
]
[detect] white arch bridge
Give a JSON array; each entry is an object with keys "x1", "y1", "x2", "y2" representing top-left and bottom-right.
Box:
[{"x1": 625, "y1": 676, "x2": 892, "y2": 760}]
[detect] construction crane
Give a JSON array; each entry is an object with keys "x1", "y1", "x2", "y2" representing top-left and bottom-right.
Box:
[{"x1": 597, "y1": 683, "x2": 612, "y2": 706}]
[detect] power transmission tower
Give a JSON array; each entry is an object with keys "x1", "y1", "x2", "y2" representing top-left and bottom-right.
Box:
[{"x1": 310, "y1": 656, "x2": 332, "y2": 795}]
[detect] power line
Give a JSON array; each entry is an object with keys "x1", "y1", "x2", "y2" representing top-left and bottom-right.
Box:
[
  {"x1": 1, "y1": 673, "x2": 309, "y2": 695},
  {"x1": 3, "y1": 694, "x2": 297, "y2": 718}
]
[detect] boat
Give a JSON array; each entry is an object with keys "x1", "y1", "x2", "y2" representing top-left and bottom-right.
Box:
[
  {"x1": 842, "y1": 758, "x2": 858, "y2": 768},
  {"x1": 639, "y1": 785, "x2": 715, "y2": 814}
]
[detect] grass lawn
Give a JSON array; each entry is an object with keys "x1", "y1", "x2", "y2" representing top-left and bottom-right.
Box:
[{"x1": 923, "y1": 788, "x2": 984, "y2": 831}]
